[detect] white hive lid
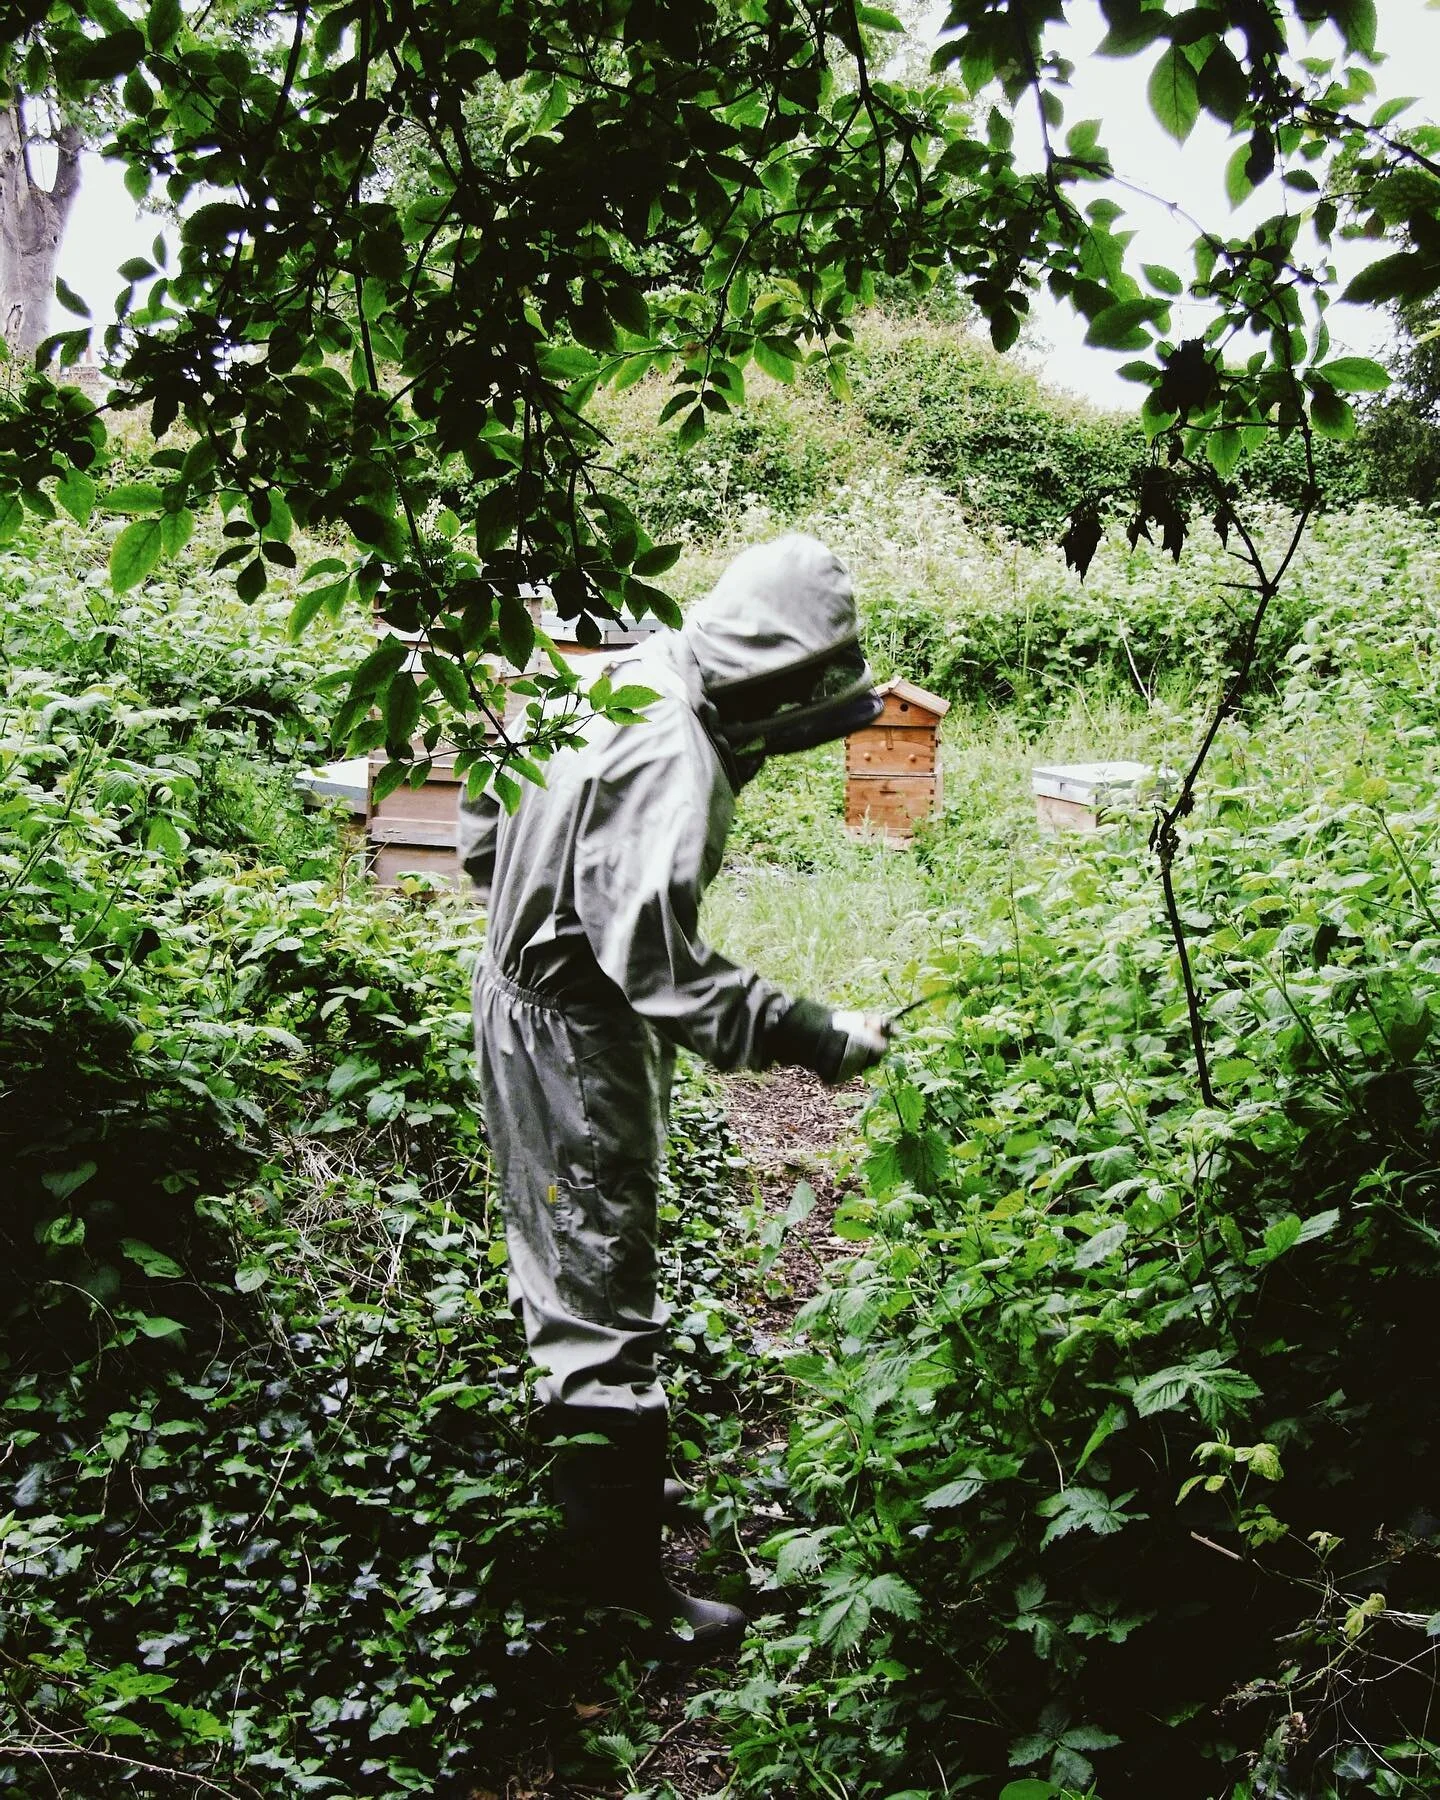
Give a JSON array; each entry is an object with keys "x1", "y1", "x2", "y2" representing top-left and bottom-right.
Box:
[
  {"x1": 295, "y1": 758, "x2": 369, "y2": 814},
  {"x1": 1031, "y1": 760, "x2": 1154, "y2": 805}
]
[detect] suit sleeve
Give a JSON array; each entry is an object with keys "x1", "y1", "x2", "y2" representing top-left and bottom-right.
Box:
[{"x1": 457, "y1": 787, "x2": 501, "y2": 904}]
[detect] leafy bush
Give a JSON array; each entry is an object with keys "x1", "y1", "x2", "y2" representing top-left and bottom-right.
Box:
[
  {"x1": 702, "y1": 515, "x2": 1440, "y2": 1799},
  {"x1": 0, "y1": 522, "x2": 764, "y2": 1796},
  {"x1": 602, "y1": 382, "x2": 852, "y2": 544},
  {"x1": 846, "y1": 328, "x2": 1143, "y2": 542}
]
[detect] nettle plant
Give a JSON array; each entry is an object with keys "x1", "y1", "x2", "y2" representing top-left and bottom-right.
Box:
[{"x1": 705, "y1": 518, "x2": 1440, "y2": 1795}]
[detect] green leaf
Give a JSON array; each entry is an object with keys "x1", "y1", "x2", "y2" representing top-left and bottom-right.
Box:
[
  {"x1": 104, "y1": 482, "x2": 166, "y2": 514},
  {"x1": 54, "y1": 276, "x2": 90, "y2": 319},
  {"x1": 120, "y1": 1239, "x2": 184, "y2": 1279},
  {"x1": 0, "y1": 494, "x2": 24, "y2": 543},
  {"x1": 1258, "y1": 1213, "x2": 1303, "y2": 1261},
  {"x1": 162, "y1": 509, "x2": 195, "y2": 557},
  {"x1": 235, "y1": 556, "x2": 267, "y2": 602},
  {"x1": 133, "y1": 1314, "x2": 185, "y2": 1339},
  {"x1": 422, "y1": 650, "x2": 473, "y2": 714},
  {"x1": 288, "y1": 575, "x2": 350, "y2": 640},
  {"x1": 632, "y1": 542, "x2": 681, "y2": 577},
  {"x1": 815, "y1": 1588, "x2": 871, "y2": 1652},
  {"x1": 1036, "y1": 1485, "x2": 1143, "y2": 1547},
  {"x1": 1084, "y1": 299, "x2": 1166, "y2": 351},
  {"x1": 55, "y1": 468, "x2": 96, "y2": 524},
  {"x1": 146, "y1": 0, "x2": 182, "y2": 49},
  {"x1": 1316, "y1": 355, "x2": 1390, "y2": 392},
  {"x1": 1342, "y1": 251, "x2": 1431, "y2": 305},
  {"x1": 1331, "y1": 0, "x2": 1377, "y2": 55},
  {"x1": 752, "y1": 338, "x2": 798, "y2": 384},
  {"x1": 1073, "y1": 1220, "x2": 1127, "y2": 1269},
  {"x1": 1148, "y1": 45, "x2": 1200, "y2": 143},
  {"x1": 110, "y1": 517, "x2": 165, "y2": 593},
  {"x1": 1132, "y1": 1354, "x2": 1261, "y2": 1426},
  {"x1": 922, "y1": 1471, "x2": 987, "y2": 1509},
  {"x1": 1310, "y1": 386, "x2": 1356, "y2": 441},
  {"x1": 1206, "y1": 426, "x2": 1243, "y2": 480},
  {"x1": 1224, "y1": 141, "x2": 1255, "y2": 207},
  {"x1": 41, "y1": 1161, "x2": 97, "y2": 1201},
  {"x1": 1142, "y1": 262, "x2": 1183, "y2": 296},
  {"x1": 498, "y1": 592, "x2": 535, "y2": 668},
  {"x1": 146, "y1": 815, "x2": 186, "y2": 859},
  {"x1": 857, "y1": 4, "x2": 903, "y2": 29},
  {"x1": 999, "y1": 1784, "x2": 1060, "y2": 1800},
  {"x1": 1295, "y1": 1208, "x2": 1341, "y2": 1246},
  {"x1": 1196, "y1": 42, "x2": 1248, "y2": 124}
]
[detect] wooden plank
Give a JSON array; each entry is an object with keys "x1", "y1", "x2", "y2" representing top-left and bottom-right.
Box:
[
  {"x1": 844, "y1": 773, "x2": 937, "y2": 838},
  {"x1": 367, "y1": 815, "x2": 457, "y2": 847},
  {"x1": 846, "y1": 725, "x2": 937, "y2": 776},
  {"x1": 370, "y1": 780, "x2": 464, "y2": 825},
  {"x1": 370, "y1": 841, "x2": 462, "y2": 887},
  {"x1": 1035, "y1": 793, "x2": 1099, "y2": 832}
]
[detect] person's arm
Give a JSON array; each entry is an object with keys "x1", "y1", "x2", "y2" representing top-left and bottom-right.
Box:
[
  {"x1": 572, "y1": 763, "x2": 886, "y2": 1079},
  {"x1": 457, "y1": 785, "x2": 501, "y2": 904}
]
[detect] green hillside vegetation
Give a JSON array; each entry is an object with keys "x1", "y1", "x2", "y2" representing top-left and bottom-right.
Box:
[{"x1": 5, "y1": 320, "x2": 1440, "y2": 1797}]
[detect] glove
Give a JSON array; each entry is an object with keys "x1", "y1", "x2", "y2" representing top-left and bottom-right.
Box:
[{"x1": 830, "y1": 1010, "x2": 892, "y2": 1080}]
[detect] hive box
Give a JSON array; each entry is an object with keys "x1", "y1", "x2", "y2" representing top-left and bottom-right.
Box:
[
  {"x1": 1031, "y1": 760, "x2": 1160, "y2": 830},
  {"x1": 845, "y1": 677, "x2": 950, "y2": 841}
]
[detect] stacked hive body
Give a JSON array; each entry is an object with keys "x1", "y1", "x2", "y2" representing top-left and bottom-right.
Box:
[
  {"x1": 844, "y1": 676, "x2": 950, "y2": 841},
  {"x1": 365, "y1": 610, "x2": 661, "y2": 887},
  {"x1": 366, "y1": 750, "x2": 467, "y2": 887},
  {"x1": 1030, "y1": 760, "x2": 1158, "y2": 831}
]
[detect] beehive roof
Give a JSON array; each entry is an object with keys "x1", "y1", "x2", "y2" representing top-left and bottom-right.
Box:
[{"x1": 875, "y1": 675, "x2": 951, "y2": 718}]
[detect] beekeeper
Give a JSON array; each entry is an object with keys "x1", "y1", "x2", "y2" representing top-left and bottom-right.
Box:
[{"x1": 460, "y1": 534, "x2": 891, "y2": 1654}]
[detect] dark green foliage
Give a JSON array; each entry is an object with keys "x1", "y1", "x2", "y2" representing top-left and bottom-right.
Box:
[
  {"x1": 607, "y1": 391, "x2": 848, "y2": 544},
  {"x1": 0, "y1": 526, "x2": 760, "y2": 1795},
  {"x1": 847, "y1": 332, "x2": 1143, "y2": 541},
  {"x1": 1358, "y1": 400, "x2": 1440, "y2": 510}
]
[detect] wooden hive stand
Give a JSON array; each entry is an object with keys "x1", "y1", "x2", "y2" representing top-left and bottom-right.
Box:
[{"x1": 845, "y1": 676, "x2": 950, "y2": 842}]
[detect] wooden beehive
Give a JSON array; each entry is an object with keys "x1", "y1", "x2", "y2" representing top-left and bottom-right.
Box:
[
  {"x1": 845, "y1": 676, "x2": 950, "y2": 841},
  {"x1": 1031, "y1": 760, "x2": 1156, "y2": 831},
  {"x1": 367, "y1": 749, "x2": 465, "y2": 887}
]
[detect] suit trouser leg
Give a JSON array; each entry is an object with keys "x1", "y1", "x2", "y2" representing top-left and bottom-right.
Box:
[{"x1": 473, "y1": 967, "x2": 669, "y2": 1417}]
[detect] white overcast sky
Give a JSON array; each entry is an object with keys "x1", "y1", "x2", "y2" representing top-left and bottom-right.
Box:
[{"x1": 52, "y1": 0, "x2": 1440, "y2": 413}]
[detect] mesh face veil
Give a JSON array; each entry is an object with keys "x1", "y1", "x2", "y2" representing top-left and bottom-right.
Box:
[{"x1": 711, "y1": 640, "x2": 884, "y2": 758}]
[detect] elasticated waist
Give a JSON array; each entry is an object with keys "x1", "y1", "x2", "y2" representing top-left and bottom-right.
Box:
[
  {"x1": 476, "y1": 958, "x2": 626, "y2": 1015},
  {"x1": 477, "y1": 959, "x2": 564, "y2": 1013}
]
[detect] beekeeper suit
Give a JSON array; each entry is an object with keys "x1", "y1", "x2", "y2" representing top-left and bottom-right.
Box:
[{"x1": 462, "y1": 534, "x2": 890, "y2": 1652}]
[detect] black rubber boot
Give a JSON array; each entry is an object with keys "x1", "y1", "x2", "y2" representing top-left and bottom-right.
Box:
[{"x1": 546, "y1": 1407, "x2": 744, "y2": 1656}]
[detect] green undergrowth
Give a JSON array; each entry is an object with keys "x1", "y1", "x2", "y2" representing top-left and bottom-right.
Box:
[
  {"x1": 697, "y1": 521, "x2": 1440, "y2": 1794},
  {"x1": 0, "y1": 528, "x2": 773, "y2": 1796}
]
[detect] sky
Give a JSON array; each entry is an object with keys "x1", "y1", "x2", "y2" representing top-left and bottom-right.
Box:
[{"x1": 49, "y1": 1, "x2": 1440, "y2": 413}]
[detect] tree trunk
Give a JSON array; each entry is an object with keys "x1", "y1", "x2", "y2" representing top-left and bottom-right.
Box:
[{"x1": 0, "y1": 101, "x2": 84, "y2": 365}]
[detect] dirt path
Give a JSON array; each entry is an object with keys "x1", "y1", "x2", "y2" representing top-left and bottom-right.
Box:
[
  {"x1": 594, "y1": 1067, "x2": 866, "y2": 1800},
  {"x1": 720, "y1": 1064, "x2": 868, "y2": 1329},
  {"x1": 489, "y1": 1067, "x2": 865, "y2": 1800}
]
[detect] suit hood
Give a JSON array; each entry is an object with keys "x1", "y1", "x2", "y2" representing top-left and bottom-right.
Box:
[{"x1": 680, "y1": 533, "x2": 860, "y2": 692}]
